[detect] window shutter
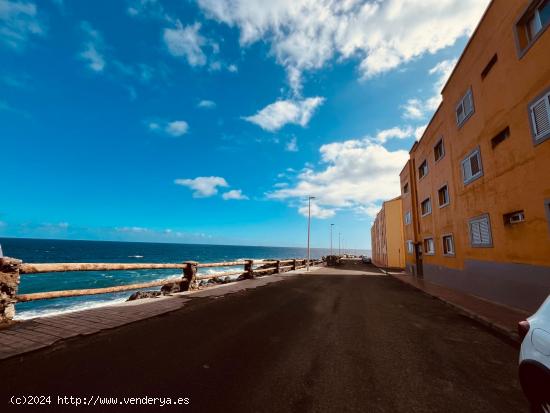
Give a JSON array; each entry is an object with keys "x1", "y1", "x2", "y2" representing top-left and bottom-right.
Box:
[
  {"x1": 531, "y1": 96, "x2": 550, "y2": 138},
  {"x1": 470, "y1": 221, "x2": 482, "y2": 245},
  {"x1": 464, "y1": 91, "x2": 473, "y2": 115},
  {"x1": 479, "y1": 218, "x2": 491, "y2": 244},
  {"x1": 462, "y1": 158, "x2": 472, "y2": 182}
]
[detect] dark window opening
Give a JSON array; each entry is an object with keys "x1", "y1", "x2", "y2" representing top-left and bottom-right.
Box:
[
  {"x1": 403, "y1": 182, "x2": 409, "y2": 194},
  {"x1": 481, "y1": 54, "x2": 498, "y2": 80},
  {"x1": 419, "y1": 161, "x2": 428, "y2": 179},
  {"x1": 503, "y1": 210, "x2": 526, "y2": 225},
  {"x1": 434, "y1": 139, "x2": 445, "y2": 162},
  {"x1": 491, "y1": 127, "x2": 510, "y2": 148}
]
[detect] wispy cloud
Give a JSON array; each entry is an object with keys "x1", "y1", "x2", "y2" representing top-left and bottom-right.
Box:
[
  {"x1": 79, "y1": 21, "x2": 106, "y2": 72},
  {"x1": 0, "y1": 0, "x2": 45, "y2": 50},
  {"x1": 198, "y1": 99, "x2": 216, "y2": 109},
  {"x1": 222, "y1": 189, "x2": 249, "y2": 200},
  {"x1": 148, "y1": 120, "x2": 189, "y2": 137},
  {"x1": 285, "y1": 136, "x2": 298, "y2": 152},
  {"x1": 243, "y1": 97, "x2": 325, "y2": 132},
  {"x1": 174, "y1": 176, "x2": 229, "y2": 198},
  {"x1": 163, "y1": 21, "x2": 208, "y2": 67}
]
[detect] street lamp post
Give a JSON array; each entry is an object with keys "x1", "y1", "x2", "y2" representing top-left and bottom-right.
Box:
[
  {"x1": 307, "y1": 196, "x2": 316, "y2": 271},
  {"x1": 338, "y1": 232, "x2": 341, "y2": 256},
  {"x1": 330, "y1": 224, "x2": 334, "y2": 256}
]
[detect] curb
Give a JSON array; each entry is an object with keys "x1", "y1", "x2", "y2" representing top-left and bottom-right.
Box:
[{"x1": 388, "y1": 273, "x2": 520, "y2": 346}]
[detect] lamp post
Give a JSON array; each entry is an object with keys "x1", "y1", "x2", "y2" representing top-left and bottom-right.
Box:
[
  {"x1": 330, "y1": 224, "x2": 334, "y2": 256},
  {"x1": 307, "y1": 196, "x2": 316, "y2": 272},
  {"x1": 338, "y1": 232, "x2": 341, "y2": 256}
]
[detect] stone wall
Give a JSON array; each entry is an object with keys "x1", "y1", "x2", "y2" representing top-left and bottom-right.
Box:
[{"x1": 0, "y1": 258, "x2": 22, "y2": 323}]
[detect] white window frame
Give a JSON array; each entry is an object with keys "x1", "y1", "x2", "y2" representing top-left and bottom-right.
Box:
[
  {"x1": 438, "y1": 184, "x2": 450, "y2": 208},
  {"x1": 462, "y1": 147, "x2": 484, "y2": 185},
  {"x1": 529, "y1": 90, "x2": 550, "y2": 144},
  {"x1": 434, "y1": 138, "x2": 445, "y2": 162},
  {"x1": 469, "y1": 214, "x2": 493, "y2": 248},
  {"x1": 418, "y1": 160, "x2": 429, "y2": 180},
  {"x1": 420, "y1": 198, "x2": 432, "y2": 217},
  {"x1": 423, "y1": 237, "x2": 435, "y2": 255},
  {"x1": 406, "y1": 240, "x2": 415, "y2": 255},
  {"x1": 456, "y1": 88, "x2": 475, "y2": 127},
  {"x1": 442, "y1": 234, "x2": 455, "y2": 256},
  {"x1": 404, "y1": 211, "x2": 412, "y2": 225},
  {"x1": 527, "y1": 1, "x2": 549, "y2": 40}
]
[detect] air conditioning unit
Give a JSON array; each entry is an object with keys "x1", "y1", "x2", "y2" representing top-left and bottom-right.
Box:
[{"x1": 509, "y1": 212, "x2": 525, "y2": 224}]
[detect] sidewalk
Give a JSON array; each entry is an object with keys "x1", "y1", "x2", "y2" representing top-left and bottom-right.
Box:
[{"x1": 389, "y1": 272, "x2": 529, "y2": 344}]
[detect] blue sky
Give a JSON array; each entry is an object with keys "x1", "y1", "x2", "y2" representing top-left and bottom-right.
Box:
[{"x1": 0, "y1": 0, "x2": 490, "y2": 249}]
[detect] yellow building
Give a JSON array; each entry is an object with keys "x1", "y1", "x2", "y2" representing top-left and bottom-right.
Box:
[
  {"x1": 399, "y1": 0, "x2": 550, "y2": 312},
  {"x1": 371, "y1": 197, "x2": 405, "y2": 270}
]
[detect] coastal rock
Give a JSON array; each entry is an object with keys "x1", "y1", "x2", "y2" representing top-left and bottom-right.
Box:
[{"x1": 127, "y1": 291, "x2": 162, "y2": 301}]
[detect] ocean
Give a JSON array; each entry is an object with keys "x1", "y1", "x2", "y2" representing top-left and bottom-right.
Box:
[{"x1": 0, "y1": 238, "x2": 369, "y2": 320}]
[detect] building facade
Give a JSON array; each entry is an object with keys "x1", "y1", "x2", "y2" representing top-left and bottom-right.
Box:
[
  {"x1": 371, "y1": 197, "x2": 405, "y2": 269},
  {"x1": 399, "y1": 0, "x2": 550, "y2": 312}
]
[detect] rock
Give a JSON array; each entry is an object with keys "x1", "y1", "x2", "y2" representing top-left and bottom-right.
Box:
[{"x1": 127, "y1": 291, "x2": 162, "y2": 301}]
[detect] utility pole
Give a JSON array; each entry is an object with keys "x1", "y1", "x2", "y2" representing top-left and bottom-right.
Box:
[
  {"x1": 338, "y1": 232, "x2": 341, "y2": 256},
  {"x1": 307, "y1": 196, "x2": 316, "y2": 271}
]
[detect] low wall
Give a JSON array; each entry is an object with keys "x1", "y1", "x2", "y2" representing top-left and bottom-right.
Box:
[{"x1": 421, "y1": 260, "x2": 550, "y2": 313}]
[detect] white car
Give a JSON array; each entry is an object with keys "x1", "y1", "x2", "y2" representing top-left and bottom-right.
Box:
[{"x1": 519, "y1": 295, "x2": 550, "y2": 413}]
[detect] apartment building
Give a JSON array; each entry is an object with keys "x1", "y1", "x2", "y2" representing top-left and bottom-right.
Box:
[
  {"x1": 399, "y1": 0, "x2": 550, "y2": 312},
  {"x1": 371, "y1": 197, "x2": 405, "y2": 270}
]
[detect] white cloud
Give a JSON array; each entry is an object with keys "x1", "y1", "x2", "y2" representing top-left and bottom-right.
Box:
[
  {"x1": 163, "y1": 21, "x2": 208, "y2": 66},
  {"x1": 414, "y1": 124, "x2": 427, "y2": 141},
  {"x1": 228, "y1": 64, "x2": 238, "y2": 72},
  {"x1": 198, "y1": 0, "x2": 489, "y2": 92},
  {"x1": 243, "y1": 97, "x2": 325, "y2": 132},
  {"x1": 198, "y1": 99, "x2": 216, "y2": 109},
  {"x1": 375, "y1": 126, "x2": 414, "y2": 144},
  {"x1": 148, "y1": 119, "x2": 189, "y2": 137},
  {"x1": 285, "y1": 136, "x2": 298, "y2": 152},
  {"x1": 127, "y1": 0, "x2": 172, "y2": 22},
  {"x1": 222, "y1": 189, "x2": 249, "y2": 200},
  {"x1": 79, "y1": 21, "x2": 106, "y2": 72},
  {"x1": 174, "y1": 176, "x2": 229, "y2": 198},
  {"x1": 0, "y1": 0, "x2": 45, "y2": 50},
  {"x1": 401, "y1": 58, "x2": 458, "y2": 119},
  {"x1": 268, "y1": 138, "x2": 409, "y2": 218},
  {"x1": 298, "y1": 202, "x2": 336, "y2": 219}
]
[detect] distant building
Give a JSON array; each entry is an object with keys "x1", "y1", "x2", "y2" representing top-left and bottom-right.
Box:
[
  {"x1": 371, "y1": 197, "x2": 405, "y2": 270},
  {"x1": 399, "y1": 0, "x2": 550, "y2": 312}
]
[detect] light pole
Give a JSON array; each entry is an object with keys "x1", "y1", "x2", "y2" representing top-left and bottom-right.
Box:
[
  {"x1": 307, "y1": 196, "x2": 316, "y2": 271},
  {"x1": 330, "y1": 224, "x2": 334, "y2": 256},
  {"x1": 338, "y1": 232, "x2": 341, "y2": 256}
]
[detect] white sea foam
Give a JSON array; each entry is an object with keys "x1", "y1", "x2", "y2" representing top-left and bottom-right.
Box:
[
  {"x1": 15, "y1": 296, "x2": 130, "y2": 320},
  {"x1": 128, "y1": 255, "x2": 144, "y2": 258}
]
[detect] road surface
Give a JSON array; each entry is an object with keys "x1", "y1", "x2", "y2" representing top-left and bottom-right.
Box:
[{"x1": 1, "y1": 262, "x2": 527, "y2": 412}]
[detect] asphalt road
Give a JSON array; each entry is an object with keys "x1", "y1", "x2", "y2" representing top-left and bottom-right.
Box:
[{"x1": 1, "y1": 262, "x2": 527, "y2": 412}]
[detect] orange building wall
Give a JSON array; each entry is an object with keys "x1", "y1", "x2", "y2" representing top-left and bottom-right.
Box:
[
  {"x1": 371, "y1": 197, "x2": 405, "y2": 269},
  {"x1": 398, "y1": 0, "x2": 550, "y2": 312}
]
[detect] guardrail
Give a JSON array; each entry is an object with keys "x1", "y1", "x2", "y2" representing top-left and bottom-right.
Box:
[{"x1": 0, "y1": 257, "x2": 324, "y2": 323}]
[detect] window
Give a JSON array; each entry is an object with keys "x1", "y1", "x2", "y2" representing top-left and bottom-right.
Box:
[
  {"x1": 516, "y1": 0, "x2": 550, "y2": 53},
  {"x1": 418, "y1": 160, "x2": 428, "y2": 179},
  {"x1": 456, "y1": 89, "x2": 475, "y2": 126},
  {"x1": 469, "y1": 214, "x2": 493, "y2": 247},
  {"x1": 503, "y1": 210, "x2": 526, "y2": 225},
  {"x1": 529, "y1": 90, "x2": 550, "y2": 143},
  {"x1": 462, "y1": 148, "x2": 483, "y2": 184},
  {"x1": 491, "y1": 127, "x2": 510, "y2": 149},
  {"x1": 423, "y1": 238, "x2": 435, "y2": 255},
  {"x1": 443, "y1": 235, "x2": 455, "y2": 256},
  {"x1": 404, "y1": 211, "x2": 412, "y2": 225},
  {"x1": 481, "y1": 54, "x2": 498, "y2": 80},
  {"x1": 420, "y1": 198, "x2": 432, "y2": 216},
  {"x1": 403, "y1": 182, "x2": 409, "y2": 194},
  {"x1": 528, "y1": 0, "x2": 550, "y2": 40},
  {"x1": 438, "y1": 185, "x2": 450, "y2": 207},
  {"x1": 434, "y1": 138, "x2": 445, "y2": 162},
  {"x1": 406, "y1": 240, "x2": 415, "y2": 255}
]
